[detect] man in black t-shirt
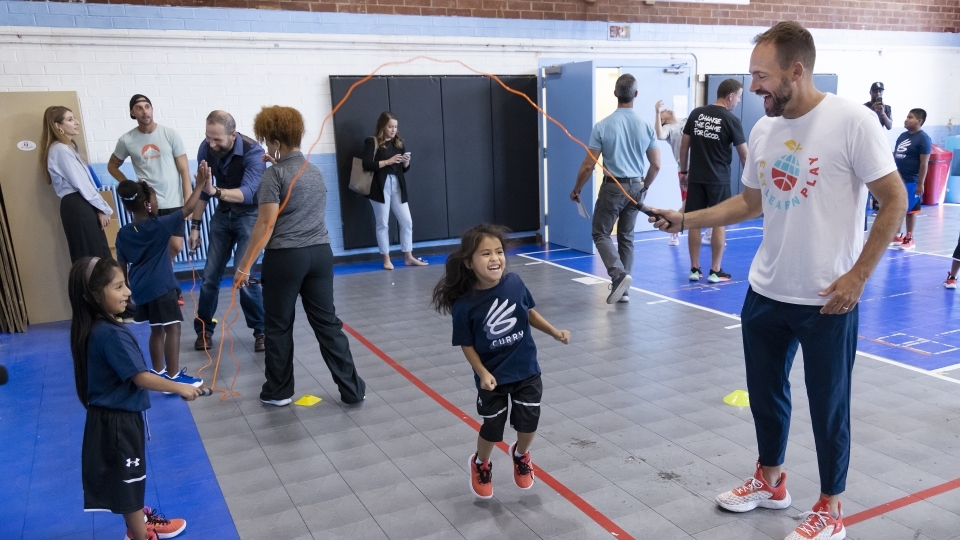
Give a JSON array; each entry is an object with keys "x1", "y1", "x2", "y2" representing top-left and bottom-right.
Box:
[
  {"x1": 679, "y1": 78, "x2": 748, "y2": 283},
  {"x1": 864, "y1": 82, "x2": 892, "y2": 130}
]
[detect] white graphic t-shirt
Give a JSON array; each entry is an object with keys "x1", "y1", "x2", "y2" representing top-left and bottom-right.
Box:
[
  {"x1": 114, "y1": 124, "x2": 186, "y2": 210},
  {"x1": 741, "y1": 93, "x2": 897, "y2": 305}
]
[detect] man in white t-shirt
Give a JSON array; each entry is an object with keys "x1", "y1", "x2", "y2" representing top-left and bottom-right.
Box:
[
  {"x1": 651, "y1": 21, "x2": 906, "y2": 540},
  {"x1": 108, "y1": 95, "x2": 193, "y2": 265}
]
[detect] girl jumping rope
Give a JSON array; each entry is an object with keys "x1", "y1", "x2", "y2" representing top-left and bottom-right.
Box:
[
  {"x1": 115, "y1": 167, "x2": 211, "y2": 386},
  {"x1": 68, "y1": 256, "x2": 201, "y2": 540},
  {"x1": 432, "y1": 224, "x2": 570, "y2": 499}
]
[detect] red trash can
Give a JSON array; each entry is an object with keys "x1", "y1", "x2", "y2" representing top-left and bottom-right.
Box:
[{"x1": 922, "y1": 144, "x2": 953, "y2": 205}]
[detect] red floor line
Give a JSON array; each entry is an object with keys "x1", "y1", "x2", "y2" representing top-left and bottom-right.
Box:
[
  {"x1": 845, "y1": 477, "x2": 960, "y2": 526},
  {"x1": 343, "y1": 323, "x2": 634, "y2": 540}
]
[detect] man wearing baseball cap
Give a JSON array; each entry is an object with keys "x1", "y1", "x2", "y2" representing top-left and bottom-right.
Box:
[
  {"x1": 864, "y1": 82, "x2": 892, "y2": 130},
  {"x1": 108, "y1": 95, "x2": 194, "y2": 305}
]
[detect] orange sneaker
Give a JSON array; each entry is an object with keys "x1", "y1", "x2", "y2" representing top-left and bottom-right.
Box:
[
  {"x1": 143, "y1": 506, "x2": 186, "y2": 539},
  {"x1": 785, "y1": 496, "x2": 844, "y2": 539},
  {"x1": 468, "y1": 453, "x2": 493, "y2": 499},
  {"x1": 945, "y1": 272, "x2": 957, "y2": 290},
  {"x1": 510, "y1": 443, "x2": 535, "y2": 489},
  {"x1": 715, "y1": 462, "x2": 791, "y2": 512}
]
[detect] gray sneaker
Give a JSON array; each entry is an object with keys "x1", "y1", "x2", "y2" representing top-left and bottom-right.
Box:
[{"x1": 606, "y1": 273, "x2": 632, "y2": 304}]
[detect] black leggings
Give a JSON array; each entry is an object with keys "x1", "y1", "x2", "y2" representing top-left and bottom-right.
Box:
[{"x1": 260, "y1": 243, "x2": 365, "y2": 403}]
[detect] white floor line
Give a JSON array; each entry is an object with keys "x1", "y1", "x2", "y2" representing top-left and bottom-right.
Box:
[
  {"x1": 931, "y1": 362, "x2": 960, "y2": 374},
  {"x1": 518, "y1": 252, "x2": 960, "y2": 386},
  {"x1": 520, "y1": 247, "x2": 572, "y2": 255},
  {"x1": 725, "y1": 324, "x2": 742, "y2": 330}
]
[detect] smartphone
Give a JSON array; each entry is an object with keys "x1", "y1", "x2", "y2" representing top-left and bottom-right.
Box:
[{"x1": 403, "y1": 152, "x2": 411, "y2": 158}]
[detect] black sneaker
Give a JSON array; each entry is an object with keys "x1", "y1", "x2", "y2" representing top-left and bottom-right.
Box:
[
  {"x1": 194, "y1": 332, "x2": 213, "y2": 351},
  {"x1": 254, "y1": 333, "x2": 265, "y2": 353},
  {"x1": 606, "y1": 273, "x2": 632, "y2": 304},
  {"x1": 708, "y1": 269, "x2": 731, "y2": 283}
]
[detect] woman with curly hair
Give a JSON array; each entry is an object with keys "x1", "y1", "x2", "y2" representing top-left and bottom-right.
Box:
[{"x1": 233, "y1": 105, "x2": 366, "y2": 407}]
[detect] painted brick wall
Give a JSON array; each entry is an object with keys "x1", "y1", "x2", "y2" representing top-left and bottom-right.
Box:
[{"x1": 81, "y1": 0, "x2": 960, "y2": 33}]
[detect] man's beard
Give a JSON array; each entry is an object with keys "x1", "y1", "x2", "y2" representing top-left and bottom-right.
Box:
[
  {"x1": 208, "y1": 146, "x2": 228, "y2": 160},
  {"x1": 763, "y1": 77, "x2": 793, "y2": 117}
]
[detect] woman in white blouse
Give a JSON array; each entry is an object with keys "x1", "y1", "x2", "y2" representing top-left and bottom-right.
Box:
[{"x1": 40, "y1": 106, "x2": 113, "y2": 263}]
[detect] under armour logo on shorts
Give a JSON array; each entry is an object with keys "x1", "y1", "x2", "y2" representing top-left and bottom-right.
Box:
[{"x1": 126, "y1": 458, "x2": 140, "y2": 467}]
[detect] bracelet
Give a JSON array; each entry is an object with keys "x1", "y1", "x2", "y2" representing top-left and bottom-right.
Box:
[
  {"x1": 190, "y1": 220, "x2": 202, "y2": 231},
  {"x1": 680, "y1": 213, "x2": 685, "y2": 233},
  {"x1": 199, "y1": 191, "x2": 211, "y2": 202},
  {"x1": 238, "y1": 269, "x2": 250, "y2": 276}
]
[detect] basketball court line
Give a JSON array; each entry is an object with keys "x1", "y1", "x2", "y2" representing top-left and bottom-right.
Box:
[
  {"x1": 341, "y1": 323, "x2": 635, "y2": 540},
  {"x1": 519, "y1": 252, "x2": 960, "y2": 386}
]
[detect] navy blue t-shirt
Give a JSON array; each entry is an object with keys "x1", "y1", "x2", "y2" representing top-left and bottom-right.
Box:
[
  {"x1": 115, "y1": 211, "x2": 183, "y2": 304},
  {"x1": 894, "y1": 130, "x2": 932, "y2": 183},
  {"x1": 451, "y1": 273, "x2": 540, "y2": 389},
  {"x1": 87, "y1": 320, "x2": 150, "y2": 412}
]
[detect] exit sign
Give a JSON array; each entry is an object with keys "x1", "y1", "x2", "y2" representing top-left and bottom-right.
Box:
[{"x1": 608, "y1": 24, "x2": 631, "y2": 40}]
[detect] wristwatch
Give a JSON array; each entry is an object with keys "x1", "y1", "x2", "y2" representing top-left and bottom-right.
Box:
[{"x1": 214, "y1": 187, "x2": 222, "y2": 199}]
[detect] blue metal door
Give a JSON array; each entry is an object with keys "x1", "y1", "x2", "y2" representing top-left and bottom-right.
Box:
[{"x1": 543, "y1": 61, "x2": 595, "y2": 253}]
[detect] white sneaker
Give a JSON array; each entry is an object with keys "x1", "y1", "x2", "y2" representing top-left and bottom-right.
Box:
[
  {"x1": 703, "y1": 229, "x2": 713, "y2": 242},
  {"x1": 260, "y1": 398, "x2": 292, "y2": 407},
  {"x1": 668, "y1": 233, "x2": 680, "y2": 246}
]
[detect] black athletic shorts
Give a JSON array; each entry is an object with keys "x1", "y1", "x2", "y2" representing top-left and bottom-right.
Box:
[
  {"x1": 82, "y1": 406, "x2": 146, "y2": 514},
  {"x1": 476, "y1": 374, "x2": 542, "y2": 442},
  {"x1": 134, "y1": 288, "x2": 183, "y2": 326},
  {"x1": 685, "y1": 183, "x2": 731, "y2": 213},
  {"x1": 157, "y1": 207, "x2": 185, "y2": 238}
]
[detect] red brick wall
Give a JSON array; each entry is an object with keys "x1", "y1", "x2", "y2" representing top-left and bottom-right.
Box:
[{"x1": 89, "y1": 0, "x2": 960, "y2": 33}]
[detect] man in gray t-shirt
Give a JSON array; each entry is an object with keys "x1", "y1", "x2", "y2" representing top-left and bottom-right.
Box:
[{"x1": 108, "y1": 94, "x2": 193, "y2": 263}]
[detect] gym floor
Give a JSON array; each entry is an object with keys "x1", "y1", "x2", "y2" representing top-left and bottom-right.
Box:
[{"x1": 2, "y1": 205, "x2": 959, "y2": 540}]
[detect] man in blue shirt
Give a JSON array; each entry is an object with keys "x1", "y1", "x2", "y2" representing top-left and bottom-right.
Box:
[
  {"x1": 570, "y1": 74, "x2": 661, "y2": 304},
  {"x1": 189, "y1": 110, "x2": 267, "y2": 352},
  {"x1": 892, "y1": 108, "x2": 932, "y2": 250}
]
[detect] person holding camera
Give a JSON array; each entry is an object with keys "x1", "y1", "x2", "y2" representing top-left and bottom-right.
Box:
[
  {"x1": 865, "y1": 82, "x2": 892, "y2": 130},
  {"x1": 361, "y1": 111, "x2": 428, "y2": 270}
]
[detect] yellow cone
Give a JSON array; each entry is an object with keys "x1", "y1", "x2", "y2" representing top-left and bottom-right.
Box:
[
  {"x1": 723, "y1": 390, "x2": 750, "y2": 407},
  {"x1": 294, "y1": 395, "x2": 322, "y2": 407}
]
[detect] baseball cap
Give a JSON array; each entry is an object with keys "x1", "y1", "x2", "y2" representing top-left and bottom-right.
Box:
[
  {"x1": 129, "y1": 94, "x2": 152, "y2": 119},
  {"x1": 870, "y1": 82, "x2": 884, "y2": 91}
]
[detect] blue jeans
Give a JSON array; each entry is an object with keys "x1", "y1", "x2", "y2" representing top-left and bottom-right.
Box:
[
  {"x1": 741, "y1": 287, "x2": 858, "y2": 496},
  {"x1": 194, "y1": 211, "x2": 265, "y2": 336}
]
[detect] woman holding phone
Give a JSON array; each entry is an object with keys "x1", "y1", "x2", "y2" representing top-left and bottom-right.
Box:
[{"x1": 362, "y1": 111, "x2": 427, "y2": 270}]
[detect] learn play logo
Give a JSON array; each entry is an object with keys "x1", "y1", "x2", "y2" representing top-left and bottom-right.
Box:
[{"x1": 760, "y1": 140, "x2": 819, "y2": 211}]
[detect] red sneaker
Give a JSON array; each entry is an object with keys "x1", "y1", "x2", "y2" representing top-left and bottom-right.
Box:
[
  {"x1": 715, "y1": 462, "x2": 791, "y2": 512},
  {"x1": 468, "y1": 453, "x2": 493, "y2": 499},
  {"x1": 143, "y1": 506, "x2": 187, "y2": 539},
  {"x1": 890, "y1": 233, "x2": 904, "y2": 245},
  {"x1": 785, "y1": 496, "x2": 844, "y2": 539},
  {"x1": 898, "y1": 236, "x2": 915, "y2": 251},
  {"x1": 510, "y1": 443, "x2": 535, "y2": 489}
]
